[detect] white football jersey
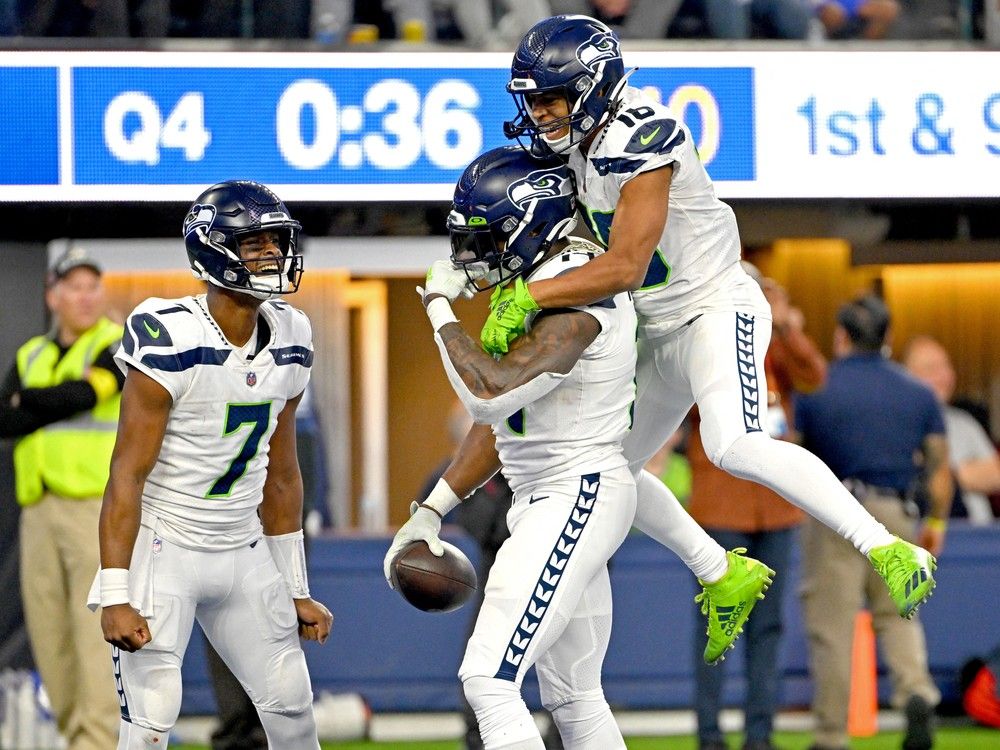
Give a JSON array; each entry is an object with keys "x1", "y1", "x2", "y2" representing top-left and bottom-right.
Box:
[
  {"x1": 495, "y1": 239, "x2": 637, "y2": 496},
  {"x1": 569, "y1": 85, "x2": 763, "y2": 337},
  {"x1": 115, "y1": 294, "x2": 313, "y2": 550}
]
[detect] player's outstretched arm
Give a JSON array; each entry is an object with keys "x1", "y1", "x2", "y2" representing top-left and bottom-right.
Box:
[
  {"x1": 529, "y1": 165, "x2": 672, "y2": 309},
  {"x1": 99, "y1": 367, "x2": 171, "y2": 652},
  {"x1": 261, "y1": 392, "x2": 333, "y2": 644}
]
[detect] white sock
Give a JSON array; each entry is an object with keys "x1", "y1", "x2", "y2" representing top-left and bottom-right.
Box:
[
  {"x1": 633, "y1": 470, "x2": 729, "y2": 582},
  {"x1": 719, "y1": 434, "x2": 896, "y2": 555}
]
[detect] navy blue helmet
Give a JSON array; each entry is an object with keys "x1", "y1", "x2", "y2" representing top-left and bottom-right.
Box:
[
  {"x1": 183, "y1": 180, "x2": 303, "y2": 300},
  {"x1": 448, "y1": 147, "x2": 577, "y2": 291},
  {"x1": 504, "y1": 15, "x2": 626, "y2": 156}
]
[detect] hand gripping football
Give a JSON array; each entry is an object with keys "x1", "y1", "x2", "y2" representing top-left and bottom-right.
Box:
[{"x1": 390, "y1": 540, "x2": 477, "y2": 613}]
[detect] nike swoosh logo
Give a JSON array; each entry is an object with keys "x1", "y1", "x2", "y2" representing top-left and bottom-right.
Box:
[
  {"x1": 143, "y1": 320, "x2": 161, "y2": 339},
  {"x1": 528, "y1": 495, "x2": 549, "y2": 505},
  {"x1": 640, "y1": 126, "x2": 661, "y2": 146}
]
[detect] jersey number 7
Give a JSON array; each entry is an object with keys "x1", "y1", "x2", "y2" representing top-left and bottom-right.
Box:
[{"x1": 207, "y1": 401, "x2": 273, "y2": 498}]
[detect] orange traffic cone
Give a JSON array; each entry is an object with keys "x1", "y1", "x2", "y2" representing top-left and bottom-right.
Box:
[{"x1": 848, "y1": 610, "x2": 878, "y2": 737}]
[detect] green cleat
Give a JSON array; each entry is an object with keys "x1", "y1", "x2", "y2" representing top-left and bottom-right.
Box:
[
  {"x1": 868, "y1": 537, "x2": 937, "y2": 619},
  {"x1": 695, "y1": 548, "x2": 775, "y2": 665}
]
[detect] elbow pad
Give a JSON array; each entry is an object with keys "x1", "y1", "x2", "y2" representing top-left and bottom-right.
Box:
[{"x1": 434, "y1": 332, "x2": 568, "y2": 424}]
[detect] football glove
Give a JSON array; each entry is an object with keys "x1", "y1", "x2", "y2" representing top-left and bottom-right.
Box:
[
  {"x1": 480, "y1": 277, "x2": 539, "y2": 355},
  {"x1": 383, "y1": 505, "x2": 443, "y2": 589},
  {"x1": 419, "y1": 259, "x2": 475, "y2": 304}
]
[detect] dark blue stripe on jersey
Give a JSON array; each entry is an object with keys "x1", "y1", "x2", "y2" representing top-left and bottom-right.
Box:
[
  {"x1": 640, "y1": 250, "x2": 671, "y2": 290},
  {"x1": 495, "y1": 473, "x2": 601, "y2": 682},
  {"x1": 140, "y1": 346, "x2": 229, "y2": 372},
  {"x1": 121, "y1": 324, "x2": 136, "y2": 357},
  {"x1": 112, "y1": 646, "x2": 131, "y2": 722},
  {"x1": 130, "y1": 312, "x2": 173, "y2": 349},
  {"x1": 154, "y1": 305, "x2": 192, "y2": 315},
  {"x1": 506, "y1": 408, "x2": 524, "y2": 436},
  {"x1": 625, "y1": 118, "x2": 678, "y2": 154},
  {"x1": 591, "y1": 156, "x2": 645, "y2": 176},
  {"x1": 735, "y1": 313, "x2": 762, "y2": 433},
  {"x1": 271, "y1": 346, "x2": 313, "y2": 367},
  {"x1": 659, "y1": 128, "x2": 686, "y2": 154}
]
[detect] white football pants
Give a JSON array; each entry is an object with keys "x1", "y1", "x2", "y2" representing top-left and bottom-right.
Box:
[
  {"x1": 625, "y1": 306, "x2": 892, "y2": 556},
  {"x1": 114, "y1": 535, "x2": 319, "y2": 749},
  {"x1": 459, "y1": 466, "x2": 634, "y2": 749}
]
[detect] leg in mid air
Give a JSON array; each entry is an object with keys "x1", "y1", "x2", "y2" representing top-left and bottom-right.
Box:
[
  {"x1": 624, "y1": 333, "x2": 774, "y2": 664},
  {"x1": 460, "y1": 469, "x2": 634, "y2": 749},
  {"x1": 685, "y1": 309, "x2": 934, "y2": 616},
  {"x1": 198, "y1": 542, "x2": 320, "y2": 750}
]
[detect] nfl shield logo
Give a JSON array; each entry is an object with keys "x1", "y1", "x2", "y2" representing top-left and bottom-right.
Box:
[{"x1": 246, "y1": 371, "x2": 257, "y2": 387}]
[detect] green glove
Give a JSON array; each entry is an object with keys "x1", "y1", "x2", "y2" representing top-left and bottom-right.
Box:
[{"x1": 480, "y1": 277, "x2": 539, "y2": 355}]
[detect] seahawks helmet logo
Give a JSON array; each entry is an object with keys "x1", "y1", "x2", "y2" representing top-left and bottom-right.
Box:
[
  {"x1": 576, "y1": 31, "x2": 621, "y2": 74},
  {"x1": 507, "y1": 169, "x2": 573, "y2": 210},
  {"x1": 183, "y1": 204, "x2": 216, "y2": 238}
]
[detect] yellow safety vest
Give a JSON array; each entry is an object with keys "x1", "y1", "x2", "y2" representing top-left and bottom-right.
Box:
[{"x1": 14, "y1": 317, "x2": 123, "y2": 506}]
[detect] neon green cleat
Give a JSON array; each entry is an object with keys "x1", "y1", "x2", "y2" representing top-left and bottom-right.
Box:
[
  {"x1": 695, "y1": 548, "x2": 775, "y2": 665},
  {"x1": 868, "y1": 537, "x2": 937, "y2": 619}
]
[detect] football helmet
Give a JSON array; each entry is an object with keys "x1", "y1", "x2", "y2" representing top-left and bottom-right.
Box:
[
  {"x1": 504, "y1": 15, "x2": 627, "y2": 156},
  {"x1": 448, "y1": 146, "x2": 577, "y2": 291},
  {"x1": 183, "y1": 180, "x2": 303, "y2": 300}
]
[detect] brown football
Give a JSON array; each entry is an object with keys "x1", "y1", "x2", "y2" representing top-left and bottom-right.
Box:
[{"x1": 390, "y1": 540, "x2": 478, "y2": 613}]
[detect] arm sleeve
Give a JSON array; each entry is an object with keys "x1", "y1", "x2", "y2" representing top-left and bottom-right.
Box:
[
  {"x1": 15, "y1": 342, "x2": 125, "y2": 420},
  {"x1": 433, "y1": 331, "x2": 568, "y2": 425},
  {"x1": 0, "y1": 362, "x2": 50, "y2": 438}
]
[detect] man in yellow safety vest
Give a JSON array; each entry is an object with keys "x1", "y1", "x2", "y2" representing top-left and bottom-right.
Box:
[{"x1": 0, "y1": 247, "x2": 123, "y2": 750}]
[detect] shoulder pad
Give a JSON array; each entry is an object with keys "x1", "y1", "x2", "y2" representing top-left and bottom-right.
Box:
[{"x1": 121, "y1": 298, "x2": 197, "y2": 357}]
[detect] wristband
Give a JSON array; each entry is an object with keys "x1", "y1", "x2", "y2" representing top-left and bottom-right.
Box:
[
  {"x1": 265, "y1": 530, "x2": 311, "y2": 599},
  {"x1": 421, "y1": 478, "x2": 462, "y2": 518},
  {"x1": 99, "y1": 568, "x2": 131, "y2": 608},
  {"x1": 426, "y1": 297, "x2": 458, "y2": 333},
  {"x1": 925, "y1": 517, "x2": 948, "y2": 533}
]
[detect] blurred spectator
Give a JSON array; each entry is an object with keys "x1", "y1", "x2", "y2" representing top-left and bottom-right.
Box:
[
  {"x1": 795, "y1": 295, "x2": 947, "y2": 750},
  {"x1": 0, "y1": 0, "x2": 18, "y2": 35},
  {"x1": 550, "y1": 0, "x2": 683, "y2": 39},
  {"x1": 903, "y1": 335, "x2": 1000, "y2": 525},
  {"x1": 811, "y1": 0, "x2": 900, "y2": 39},
  {"x1": 0, "y1": 248, "x2": 123, "y2": 750},
  {"x1": 171, "y1": 0, "x2": 309, "y2": 38},
  {"x1": 22, "y1": 0, "x2": 169, "y2": 37},
  {"x1": 706, "y1": 0, "x2": 811, "y2": 38},
  {"x1": 383, "y1": 0, "x2": 550, "y2": 47},
  {"x1": 687, "y1": 268, "x2": 826, "y2": 750}
]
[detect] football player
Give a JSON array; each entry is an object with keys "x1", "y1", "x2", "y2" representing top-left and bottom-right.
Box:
[
  {"x1": 386, "y1": 146, "x2": 638, "y2": 749},
  {"x1": 480, "y1": 14, "x2": 937, "y2": 641},
  {"x1": 90, "y1": 181, "x2": 332, "y2": 749}
]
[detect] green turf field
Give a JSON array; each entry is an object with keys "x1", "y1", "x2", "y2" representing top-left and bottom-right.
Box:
[{"x1": 174, "y1": 724, "x2": 998, "y2": 749}]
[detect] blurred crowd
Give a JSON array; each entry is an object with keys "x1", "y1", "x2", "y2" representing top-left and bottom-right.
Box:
[{"x1": 0, "y1": 0, "x2": 987, "y2": 43}]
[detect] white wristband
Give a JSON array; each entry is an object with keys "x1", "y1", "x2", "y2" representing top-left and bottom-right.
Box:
[
  {"x1": 265, "y1": 530, "x2": 310, "y2": 599},
  {"x1": 100, "y1": 568, "x2": 131, "y2": 608},
  {"x1": 422, "y1": 478, "x2": 462, "y2": 518},
  {"x1": 426, "y1": 297, "x2": 458, "y2": 333}
]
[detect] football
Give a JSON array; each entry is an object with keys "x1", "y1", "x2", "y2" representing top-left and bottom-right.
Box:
[{"x1": 390, "y1": 540, "x2": 477, "y2": 613}]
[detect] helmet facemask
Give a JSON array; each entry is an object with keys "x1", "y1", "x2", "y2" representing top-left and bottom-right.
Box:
[
  {"x1": 190, "y1": 221, "x2": 303, "y2": 300},
  {"x1": 449, "y1": 209, "x2": 577, "y2": 292}
]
